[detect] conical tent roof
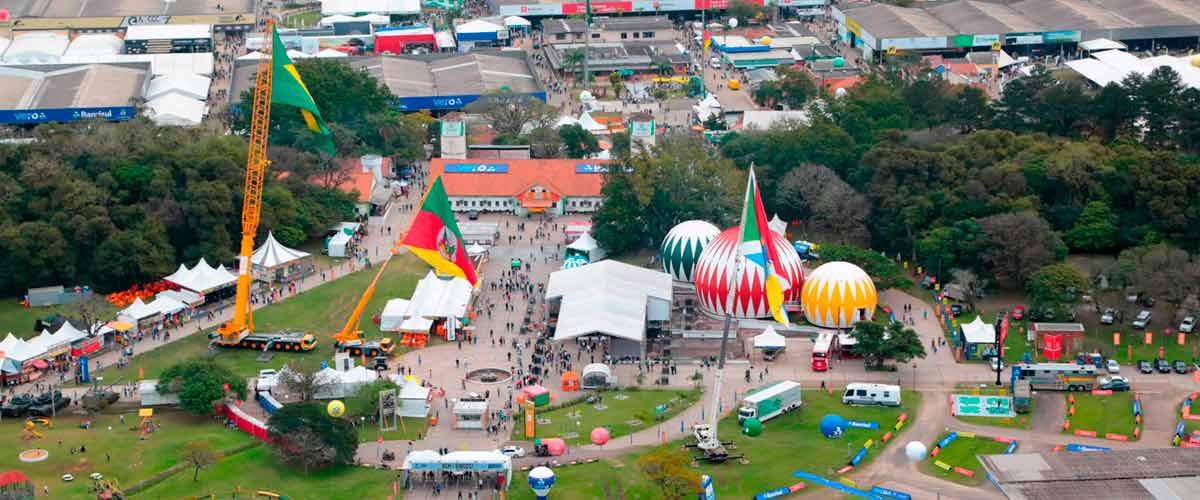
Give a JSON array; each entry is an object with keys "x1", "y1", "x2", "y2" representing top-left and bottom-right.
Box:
[
  {"x1": 578, "y1": 110, "x2": 606, "y2": 133},
  {"x1": 252, "y1": 231, "x2": 311, "y2": 268},
  {"x1": 753, "y1": 325, "x2": 786, "y2": 348}
]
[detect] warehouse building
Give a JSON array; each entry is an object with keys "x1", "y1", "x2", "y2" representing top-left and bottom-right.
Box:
[
  {"x1": 0, "y1": 62, "x2": 147, "y2": 125},
  {"x1": 0, "y1": 0, "x2": 255, "y2": 31},
  {"x1": 544, "y1": 41, "x2": 688, "y2": 76},
  {"x1": 542, "y1": 15, "x2": 674, "y2": 43},
  {"x1": 833, "y1": 0, "x2": 1200, "y2": 59},
  {"x1": 490, "y1": 0, "x2": 829, "y2": 18}
]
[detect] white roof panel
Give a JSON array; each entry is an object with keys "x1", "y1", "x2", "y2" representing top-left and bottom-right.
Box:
[{"x1": 124, "y1": 24, "x2": 213, "y2": 41}]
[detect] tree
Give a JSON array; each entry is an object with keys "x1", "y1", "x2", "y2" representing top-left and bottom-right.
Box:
[
  {"x1": 1026, "y1": 264, "x2": 1088, "y2": 316},
  {"x1": 464, "y1": 91, "x2": 557, "y2": 137},
  {"x1": 1064, "y1": 201, "x2": 1119, "y2": 252},
  {"x1": 635, "y1": 447, "x2": 701, "y2": 499},
  {"x1": 850, "y1": 320, "x2": 927, "y2": 369},
  {"x1": 158, "y1": 359, "x2": 247, "y2": 415},
  {"x1": 1136, "y1": 66, "x2": 1184, "y2": 149},
  {"x1": 558, "y1": 124, "x2": 600, "y2": 158},
  {"x1": 563, "y1": 48, "x2": 586, "y2": 76},
  {"x1": 952, "y1": 85, "x2": 990, "y2": 133},
  {"x1": 1120, "y1": 244, "x2": 1200, "y2": 322},
  {"x1": 977, "y1": 212, "x2": 1064, "y2": 285},
  {"x1": 527, "y1": 126, "x2": 564, "y2": 158},
  {"x1": 279, "y1": 364, "x2": 331, "y2": 402},
  {"x1": 345, "y1": 379, "x2": 400, "y2": 420},
  {"x1": 776, "y1": 164, "x2": 869, "y2": 245},
  {"x1": 818, "y1": 244, "x2": 910, "y2": 290},
  {"x1": 726, "y1": 0, "x2": 768, "y2": 23},
  {"x1": 267, "y1": 403, "x2": 358, "y2": 473},
  {"x1": 181, "y1": 440, "x2": 218, "y2": 481},
  {"x1": 608, "y1": 71, "x2": 624, "y2": 98},
  {"x1": 592, "y1": 136, "x2": 742, "y2": 254},
  {"x1": 69, "y1": 295, "x2": 112, "y2": 335}
]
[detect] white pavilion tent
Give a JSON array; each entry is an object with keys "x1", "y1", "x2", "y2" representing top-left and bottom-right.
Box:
[
  {"x1": 504, "y1": 16, "x2": 531, "y2": 28},
  {"x1": 313, "y1": 365, "x2": 379, "y2": 399},
  {"x1": 164, "y1": 258, "x2": 238, "y2": 295},
  {"x1": 396, "y1": 377, "x2": 431, "y2": 417},
  {"x1": 752, "y1": 325, "x2": 786, "y2": 349},
  {"x1": 146, "y1": 94, "x2": 206, "y2": 126},
  {"x1": 63, "y1": 34, "x2": 123, "y2": 57},
  {"x1": 380, "y1": 298, "x2": 412, "y2": 332},
  {"x1": 565, "y1": 232, "x2": 606, "y2": 261},
  {"x1": 146, "y1": 72, "x2": 212, "y2": 101},
  {"x1": 408, "y1": 271, "x2": 473, "y2": 320},
  {"x1": 317, "y1": 48, "x2": 349, "y2": 58},
  {"x1": 961, "y1": 316, "x2": 997, "y2": 345},
  {"x1": 578, "y1": 110, "x2": 607, "y2": 134},
  {"x1": 117, "y1": 298, "x2": 163, "y2": 325},
  {"x1": 251, "y1": 231, "x2": 311, "y2": 280},
  {"x1": 3, "y1": 32, "x2": 68, "y2": 64}
]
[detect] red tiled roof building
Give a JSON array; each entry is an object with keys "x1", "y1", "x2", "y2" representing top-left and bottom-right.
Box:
[{"x1": 430, "y1": 158, "x2": 611, "y2": 216}]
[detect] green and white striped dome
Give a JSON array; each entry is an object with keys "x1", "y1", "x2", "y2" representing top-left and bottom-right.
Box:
[{"x1": 660, "y1": 220, "x2": 720, "y2": 282}]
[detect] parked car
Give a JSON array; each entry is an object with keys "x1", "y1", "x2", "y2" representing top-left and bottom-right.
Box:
[
  {"x1": 468, "y1": 210, "x2": 480, "y2": 220},
  {"x1": 1106, "y1": 359, "x2": 1120, "y2": 373},
  {"x1": 920, "y1": 276, "x2": 933, "y2": 289},
  {"x1": 1133, "y1": 310, "x2": 1152, "y2": 329},
  {"x1": 1011, "y1": 306, "x2": 1025, "y2": 320},
  {"x1": 1100, "y1": 308, "x2": 1116, "y2": 325},
  {"x1": 1173, "y1": 360, "x2": 1190, "y2": 374},
  {"x1": 1156, "y1": 358, "x2": 1171, "y2": 373},
  {"x1": 1138, "y1": 360, "x2": 1153, "y2": 374},
  {"x1": 1181, "y1": 316, "x2": 1196, "y2": 334},
  {"x1": 256, "y1": 369, "x2": 277, "y2": 392},
  {"x1": 1097, "y1": 375, "x2": 1130, "y2": 391},
  {"x1": 950, "y1": 304, "x2": 964, "y2": 316},
  {"x1": 501, "y1": 446, "x2": 525, "y2": 458}
]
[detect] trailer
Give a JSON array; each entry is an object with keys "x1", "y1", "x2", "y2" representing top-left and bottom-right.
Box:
[{"x1": 738, "y1": 380, "x2": 803, "y2": 424}]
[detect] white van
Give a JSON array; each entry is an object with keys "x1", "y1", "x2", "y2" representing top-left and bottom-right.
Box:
[{"x1": 841, "y1": 383, "x2": 901, "y2": 407}]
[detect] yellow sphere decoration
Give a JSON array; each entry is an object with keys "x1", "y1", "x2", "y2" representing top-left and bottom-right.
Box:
[
  {"x1": 760, "y1": 35, "x2": 772, "y2": 46},
  {"x1": 1191, "y1": 55, "x2": 1200, "y2": 68},
  {"x1": 327, "y1": 400, "x2": 346, "y2": 418},
  {"x1": 801, "y1": 261, "x2": 877, "y2": 329}
]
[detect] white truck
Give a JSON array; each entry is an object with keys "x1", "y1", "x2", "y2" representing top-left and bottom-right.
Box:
[{"x1": 738, "y1": 380, "x2": 803, "y2": 424}]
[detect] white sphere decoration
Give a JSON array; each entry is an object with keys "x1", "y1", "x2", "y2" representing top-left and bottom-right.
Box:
[
  {"x1": 728, "y1": 17, "x2": 739, "y2": 28},
  {"x1": 905, "y1": 441, "x2": 928, "y2": 461}
]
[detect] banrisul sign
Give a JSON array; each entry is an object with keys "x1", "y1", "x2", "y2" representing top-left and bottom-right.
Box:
[
  {"x1": 575, "y1": 163, "x2": 608, "y2": 173},
  {"x1": 444, "y1": 163, "x2": 508, "y2": 173},
  {"x1": 0, "y1": 106, "x2": 135, "y2": 125}
]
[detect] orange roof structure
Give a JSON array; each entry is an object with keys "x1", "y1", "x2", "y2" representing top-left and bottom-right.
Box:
[
  {"x1": 311, "y1": 157, "x2": 385, "y2": 203},
  {"x1": 430, "y1": 158, "x2": 609, "y2": 198},
  {"x1": 822, "y1": 76, "x2": 864, "y2": 93}
]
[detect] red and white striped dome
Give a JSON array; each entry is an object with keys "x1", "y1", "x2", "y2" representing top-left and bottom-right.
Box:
[{"x1": 693, "y1": 227, "x2": 805, "y2": 319}]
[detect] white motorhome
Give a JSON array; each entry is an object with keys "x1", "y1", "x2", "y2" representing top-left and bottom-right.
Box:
[{"x1": 841, "y1": 383, "x2": 901, "y2": 407}]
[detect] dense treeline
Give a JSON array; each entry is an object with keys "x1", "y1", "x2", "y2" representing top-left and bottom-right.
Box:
[
  {"x1": 597, "y1": 62, "x2": 1200, "y2": 294},
  {"x1": 0, "y1": 119, "x2": 358, "y2": 294}
]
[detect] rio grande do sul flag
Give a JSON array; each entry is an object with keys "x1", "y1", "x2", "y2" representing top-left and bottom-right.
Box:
[
  {"x1": 738, "y1": 166, "x2": 790, "y2": 326},
  {"x1": 400, "y1": 177, "x2": 479, "y2": 287}
]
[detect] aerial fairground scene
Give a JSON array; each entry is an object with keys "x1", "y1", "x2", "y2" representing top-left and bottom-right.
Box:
[{"x1": 0, "y1": 0, "x2": 1199, "y2": 498}]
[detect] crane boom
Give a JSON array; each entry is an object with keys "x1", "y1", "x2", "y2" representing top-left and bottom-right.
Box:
[
  {"x1": 217, "y1": 21, "x2": 275, "y2": 343},
  {"x1": 332, "y1": 241, "x2": 401, "y2": 356}
]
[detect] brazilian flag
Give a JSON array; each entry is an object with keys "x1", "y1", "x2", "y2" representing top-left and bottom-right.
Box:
[{"x1": 272, "y1": 27, "x2": 334, "y2": 155}]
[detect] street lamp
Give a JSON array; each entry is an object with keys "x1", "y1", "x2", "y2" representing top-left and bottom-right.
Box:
[{"x1": 912, "y1": 363, "x2": 917, "y2": 389}]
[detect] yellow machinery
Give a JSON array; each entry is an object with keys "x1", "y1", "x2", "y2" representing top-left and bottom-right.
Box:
[
  {"x1": 332, "y1": 242, "x2": 399, "y2": 357},
  {"x1": 212, "y1": 20, "x2": 315, "y2": 353}
]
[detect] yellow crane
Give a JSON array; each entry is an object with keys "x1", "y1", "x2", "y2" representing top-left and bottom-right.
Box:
[
  {"x1": 332, "y1": 242, "x2": 398, "y2": 357},
  {"x1": 212, "y1": 21, "x2": 315, "y2": 352}
]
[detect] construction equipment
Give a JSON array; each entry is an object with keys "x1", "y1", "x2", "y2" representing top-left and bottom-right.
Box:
[
  {"x1": 96, "y1": 477, "x2": 124, "y2": 500},
  {"x1": 685, "y1": 268, "x2": 745, "y2": 464},
  {"x1": 211, "y1": 20, "x2": 315, "y2": 353},
  {"x1": 333, "y1": 243, "x2": 399, "y2": 357}
]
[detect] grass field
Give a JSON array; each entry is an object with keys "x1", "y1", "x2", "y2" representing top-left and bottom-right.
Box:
[
  {"x1": 922, "y1": 432, "x2": 1009, "y2": 486},
  {"x1": 280, "y1": 10, "x2": 322, "y2": 28},
  {"x1": 507, "y1": 389, "x2": 921, "y2": 499},
  {"x1": 0, "y1": 410, "x2": 254, "y2": 498},
  {"x1": 85, "y1": 254, "x2": 427, "y2": 385},
  {"x1": 0, "y1": 299, "x2": 117, "y2": 340},
  {"x1": 512, "y1": 389, "x2": 700, "y2": 446},
  {"x1": 1065, "y1": 392, "x2": 1139, "y2": 439},
  {"x1": 357, "y1": 417, "x2": 429, "y2": 443},
  {"x1": 137, "y1": 444, "x2": 397, "y2": 498}
]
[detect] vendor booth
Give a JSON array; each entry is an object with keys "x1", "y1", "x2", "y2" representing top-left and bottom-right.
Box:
[
  {"x1": 402, "y1": 450, "x2": 512, "y2": 491},
  {"x1": 453, "y1": 398, "x2": 489, "y2": 429},
  {"x1": 561, "y1": 371, "x2": 580, "y2": 391},
  {"x1": 959, "y1": 316, "x2": 997, "y2": 360},
  {"x1": 397, "y1": 378, "x2": 431, "y2": 418},
  {"x1": 565, "y1": 232, "x2": 606, "y2": 261},
  {"x1": 117, "y1": 298, "x2": 163, "y2": 329},
  {"x1": 326, "y1": 222, "x2": 361, "y2": 258},
  {"x1": 252, "y1": 231, "x2": 313, "y2": 283},
  {"x1": 581, "y1": 363, "x2": 614, "y2": 389},
  {"x1": 752, "y1": 325, "x2": 787, "y2": 360},
  {"x1": 163, "y1": 258, "x2": 238, "y2": 304}
]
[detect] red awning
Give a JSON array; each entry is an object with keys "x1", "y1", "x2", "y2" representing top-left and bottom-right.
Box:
[
  {"x1": 31, "y1": 359, "x2": 48, "y2": 369},
  {"x1": 71, "y1": 339, "x2": 102, "y2": 357}
]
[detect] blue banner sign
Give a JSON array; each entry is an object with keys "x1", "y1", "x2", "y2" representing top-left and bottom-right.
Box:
[
  {"x1": 0, "y1": 106, "x2": 136, "y2": 125},
  {"x1": 846, "y1": 420, "x2": 880, "y2": 429},
  {"x1": 398, "y1": 92, "x2": 547, "y2": 111},
  {"x1": 445, "y1": 163, "x2": 508, "y2": 173},
  {"x1": 575, "y1": 163, "x2": 608, "y2": 173},
  {"x1": 1066, "y1": 444, "x2": 1110, "y2": 453},
  {"x1": 869, "y1": 486, "x2": 911, "y2": 500},
  {"x1": 937, "y1": 432, "x2": 959, "y2": 449}
]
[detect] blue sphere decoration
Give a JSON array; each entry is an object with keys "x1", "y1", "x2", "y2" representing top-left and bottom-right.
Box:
[
  {"x1": 819, "y1": 414, "x2": 846, "y2": 439},
  {"x1": 528, "y1": 466, "x2": 556, "y2": 500}
]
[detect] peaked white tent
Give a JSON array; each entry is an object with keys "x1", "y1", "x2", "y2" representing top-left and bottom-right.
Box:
[
  {"x1": 164, "y1": 258, "x2": 237, "y2": 294},
  {"x1": 27, "y1": 322, "x2": 88, "y2": 356},
  {"x1": 146, "y1": 94, "x2": 206, "y2": 126},
  {"x1": 961, "y1": 316, "x2": 996, "y2": 344},
  {"x1": 578, "y1": 110, "x2": 607, "y2": 134},
  {"x1": 118, "y1": 298, "x2": 163, "y2": 324},
  {"x1": 146, "y1": 72, "x2": 213, "y2": 101},
  {"x1": 408, "y1": 271, "x2": 473, "y2": 319},
  {"x1": 380, "y1": 298, "x2": 411, "y2": 332},
  {"x1": 146, "y1": 295, "x2": 188, "y2": 316},
  {"x1": 554, "y1": 115, "x2": 581, "y2": 129},
  {"x1": 566, "y1": 233, "x2": 606, "y2": 261},
  {"x1": 694, "y1": 94, "x2": 722, "y2": 122},
  {"x1": 314, "y1": 365, "x2": 379, "y2": 399},
  {"x1": 466, "y1": 243, "x2": 488, "y2": 255},
  {"x1": 317, "y1": 48, "x2": 349, "y2": 58},
  {"x1": 752, "y1": 325, "x2": 786, "y2": 349},
  {"x1": 504, "y1": 16, "x2": 531, "y2": 28},
  {"x1": 252, "y1": 231, "x2": 311, "y2": 270},
  {"x1": 319, "y1": 14, "x2": 357, "y2": 26},
  {"x1": 396, "y1": 377, "x2": 431, "y2": 417},
  {"x1": 238, "y1": 51, "x2": 265, "y2": 60},
  {"x1": 0, "y1": 333, "x2": 43, "y2": 373},
  {"x1": 768, "y1": 214, "x2": 787, "y2": 236}
]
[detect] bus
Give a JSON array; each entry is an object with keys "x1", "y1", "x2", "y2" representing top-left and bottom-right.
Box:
[
  {"x1": 1011, "y1": 363, "x2": 1099, "y2": 391},
  {"x1": 812, "y1": 332, "x2": 836, "y2": 372}
]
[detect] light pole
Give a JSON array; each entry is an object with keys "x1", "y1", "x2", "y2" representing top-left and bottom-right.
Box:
[{"x1": 912, "y1": 362, "x2": 917, "y2": 389}]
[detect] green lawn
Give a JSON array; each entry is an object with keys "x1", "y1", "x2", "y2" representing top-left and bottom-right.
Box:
[
  {"x1": 137, "y1": 444, "x2": 397, "y2": 498},
  {"x1": 0, "y1": 298, "x2": 116, "y2": 340},
  {"x1": 88, "y1": 254, "x2": 427, "y2": 385},
  {"x1": 509, "y1": 389, "x2": 921, "y2": 499},
  {"x1": 922, "y1": 432, "x2": 1009, "y2": 486},
  {"x1": 357, "y1": 417, "x2": 429, "y2": 443},
  {"x1": 0, "y1": 410, "x2": 254, "y2": 498},
  {"x1": 281, "y1": 10, "x2": 322, "y2": 29},
  {"x1": 1065, "y1": 392, "x2": 1139, "y2": 439},
  {"x1": 512, "y1": 389, "x2": 701, "y2": 446}
]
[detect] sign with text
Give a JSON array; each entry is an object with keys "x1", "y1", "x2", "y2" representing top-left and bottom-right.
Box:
[
  {"x1": 0, "y1": 106, "x2": 135, "y2": 125},
  {"x1": 445, "y1": 163, "x2": 508, "y2": 173},
  {"x1": 562, "y1": 1, "x2": 633, "y2": 14},
  {"x1": 575, "y1": 163, "x2": 609, "y2": 173}
]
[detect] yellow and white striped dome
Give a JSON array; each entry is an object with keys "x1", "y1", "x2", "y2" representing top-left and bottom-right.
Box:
[{"x1": 801, "y1": 261, "x2": 876, "y2": 329}]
